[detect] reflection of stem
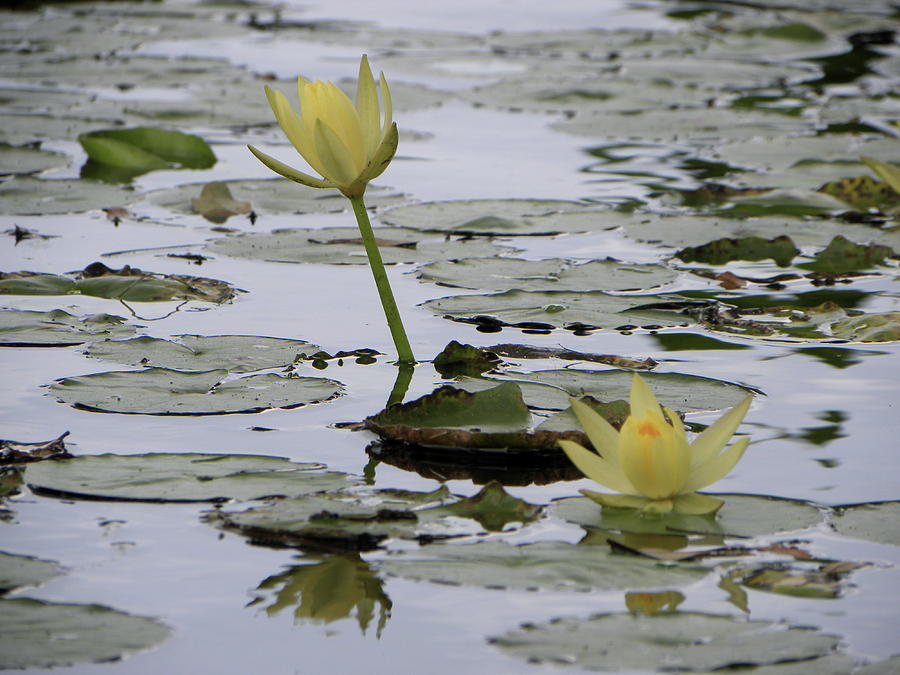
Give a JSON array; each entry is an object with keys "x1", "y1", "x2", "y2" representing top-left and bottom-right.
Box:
[
  {"x1": 348, "y1": 195, "x2": 415, "y2": 365},
  {"x1": 386, "y1": 363, "x2": 413, "y2": 407},
  {"x1": 363, "y1": 453, "x2": 379, "y2": 485}
]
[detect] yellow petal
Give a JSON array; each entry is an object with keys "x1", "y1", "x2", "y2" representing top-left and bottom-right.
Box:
[
  {"x1": 570, "y1": 397, "x2": 620, "y2": 462},
  {"x1": 319, "y1": 83, "x2": 366, "y2": 171},
  {"x1": 682, "y1": 436, "x2": 750, "y2": 493},
  {"x1": 629, "y1": 374, "x2": 667, "y2": 424},
  {"x1": 581, "y1": 490, "x2": 648, "y2": 510},
  {"x1": 379, "y1": 71, "x2": 393, "y2": 139},
  {"x1": 689, "y1": 394, "x2": 753, "y2": 469},
  {"x1": 357, "y1": 122, "x2": 398, "y2": 184},
  {"x1": 641, "y1": 498, "x2": 674, "y2": 514},
  {"x1": 355, "y1": 55, "x2": 381, "y2": 158},
  {"x1": 618, "y1": 415, "x2": 690, "y2": 499},
  {"x1": 314, "y1": 118, "x2": 361, "y2": 186},
  {"x1": 265, "y1": 86, "x2": 322, "y2": 171},
  {"x1": 558, "y1": 440, "x2": 635, "y2": 494},
  {"x1": 671, "y1": 493, "x2": 723, "y2": 515},
  {"x1": 247, "y1": 145, "x2": 334, "y2": 190}
]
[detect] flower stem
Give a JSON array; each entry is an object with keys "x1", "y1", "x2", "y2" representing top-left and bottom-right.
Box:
[{"x1": 349, "y1": 195, "x2": 415, "y2": 364}]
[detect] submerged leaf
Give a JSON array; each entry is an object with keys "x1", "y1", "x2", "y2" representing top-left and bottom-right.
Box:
[{"x1": 191, "y1": 182, "x2": 251, "y2": 223}]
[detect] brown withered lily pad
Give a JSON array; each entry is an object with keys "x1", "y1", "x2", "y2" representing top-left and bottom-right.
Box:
[{"x1": 0, "y1": 432, "x2": 72, "y2": 465}]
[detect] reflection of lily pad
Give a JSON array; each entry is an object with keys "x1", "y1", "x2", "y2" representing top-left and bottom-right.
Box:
[
  {"x1": 378, "y1": 540, "x2": 704, "y2": 592},
  {"x1": 25, "y1": 453, "x2": 355, "y2": 502},
  {"x1": 0, "y1": 551, "x2": 63, "y2": 594},
  {"x1": 50, "y1": 368, "x2": 342, "y2": 415},
  {"x1": 84, "y1": 335, "x2": 319, "y2": 373},
  {"x1": 552, "y1": 494, "x2": 823, "y2": 538},
  {"x1": 0, "y1": 598, "x2": 170, "y2": 670},
  {"x1": 425, "y1": 289, "x2": 694, "y2": 332},
  {"x1": 0, "y1": 309, "x2": 136, "y2": 347},
  {"x1": 833, "y1": 501, "x2": 900, "y2": 546},
  {"x1": 0, "y1": 264, "x2": 236, "y2": 304},
  {"x1": 206, "y1": 227, "x2": 514, "y2": 265},
  {"x1": 491, "y1": 611, "x2": 839, "y2": 672},
  {"x1": 381, "y1": 199, "x2": 633, "y2": 235},
  {"x1": 417, "y1": 257, "x2": 676, "y2": 292}
]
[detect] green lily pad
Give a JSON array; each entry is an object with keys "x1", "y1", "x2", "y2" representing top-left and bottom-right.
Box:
[
  {"x1": 553, "y1": 107, "x2": 812, "y2": 142},
  {"x1": 830, "y1": 312, "x2": 900, "y2": 342},
  {"x1": 78, "y1": 127, "x2": 216, "y2": 182},
  {"x1": 799, "y1": 236, "x2": 895, "y2": 274},
  {"x1": 377, "y1": 540, "x2": 705, "y2": 592},
  {"x1": 84, "y1": 335, "x2": 319, "y2": 373},
  {"x1": 0, "y1": 597, "x2": 170, "y2": 670},
  {"x1": 464, "y1": 369, "x2": 752, "y2": 413},
  {"x1": 676, "y1": 235, "x2": 800, "y2": 267},
  {"x1": 208, "y1": 484, "x2": 529, "y2": 550},
  {"x1": 0, "y1": 264, "x2": 236, "y2": 304},
  {"x1": 736, "y1": 560, "x2": 865, "y2": 599},
  {"x1": 25, "y1": 453, "x2": 354, "y2": 502},
  {"x1": 432, "y1": 340, "x2": 502, "y2": 378},
  {"x1": 0, "y1": 551, "x2": 63, "y2": 595},
  {"x1": 711, "y1": 135, "x2": 898, "y2": 174},
  {"x1": 833, "y1": 501, "x2": 900, "y2": 546},
  {"x1": 144, "y1": 179, "x2": 405, "y2": 220},
  {"x1": 0, "y1": 176, "x2": 136, "y2": 215},
  {"x1": 0, "y1": 309, "x2": 136, "y2": 347},
  {"x1": 819, "y1": 174, "x2": 900, "y2": 211},
  {"x1": 417, "y1": 257, "x2": 676, "y2": 292},
  {"x1": 552, "y1": 494, "x2": 823, "y2": 538},
  {"x1": 490, "y1": 611, "x2": 840, "y2": 672},
  {"x1": 206, "y1": 226, "x2": 514, "y2": 265},
  {"x1": 50, "y1": 368, "x2": 342, "y2": 415},
  {"x1": 424, "y1": 289, "x2": 695, "y2": 332},
  {"x1": 0, "y1": 142, "x2": 68, "y2": 176},
  {"x1": 380, "y1": 199, "x2": 635, "y2": 235}
]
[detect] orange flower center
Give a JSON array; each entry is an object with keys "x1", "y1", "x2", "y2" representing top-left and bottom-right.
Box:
[{"x1": 637, "y1": 420, "x2": 660, "y2": 438}]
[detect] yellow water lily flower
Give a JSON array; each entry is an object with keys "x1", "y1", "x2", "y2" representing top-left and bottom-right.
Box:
[
  {"x1": 558, "y1": 374, "x2": 753, "y2": 514},
  {"x1": 249, "y1": 54, "x2": 398, "y2": 198}
]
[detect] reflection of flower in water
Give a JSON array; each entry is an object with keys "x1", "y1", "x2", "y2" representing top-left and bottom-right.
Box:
[
  {"x1": 249, "y1": 555, "x2": 391, "y2": 637},
  {"x1": 559, "y1": 374, "x2": 753, "y2": 514}
]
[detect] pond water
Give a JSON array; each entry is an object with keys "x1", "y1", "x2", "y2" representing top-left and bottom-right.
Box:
[{"x1": 2, "y1": 0, "x2": 900, "y2": 673}]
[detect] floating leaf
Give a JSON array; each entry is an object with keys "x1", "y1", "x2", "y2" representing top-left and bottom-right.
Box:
[
  {"x1": 84, "y1": 335, "x2": 319, "y2": 373},
  {"x1": 830, "y1": 313, "x2": 900, "y2": 342},
  {"x1": 818, "y1": 174, "x2": 900, "y2": 211},
  {"x1": 0, "y1": 142, "x2": 68, "y2": 176},
  {"x1": 736, "y1": 561, "x2": 866, "y2": 599},
  {"x1": 552, "y1": 494, "x2": 823, "y2": 538},
  {"x1": 0, "y1": 598, "x2": 170, "y2": 670},
  {"x1": 0, "y1": 176, "x2": 137, "y2": 215},
  {"x1": 432, "y1": 340, "x2": 502, "y2": 378},
  {"x1": 799, "y1": 235, "x2": 895, "y2": 275},
  {"x1": 0, "y1": 551, "x2": 63, "y2": 595},
  {"x1": 78, "y1": 127, "x2": 216, "y2": 182},
  {"x1": 417, "y1": 257, "x2": 676, "y2": 292},
  {"x1": 0, "y1": 309, "x2": 135, "y2": 347},
  {"x1": 50, "y1": 368, "x2": 342, "y2": 415},
  {"x1": 206, "y1": 227, "x2": 514, "y2": 265},
  {"x1": 377, "y1": 540, "x2": 705, "y2": 592},
  {"x1": 1, "y1": 432, "x2": 71, "y2": 464},
  {"x1": 490, "y1": 611, "x2": 840, "y2": 672},
  {"x1": 676, "y1": 235, "x2": 799, "y2": 267},
  {"x1": 380, "y1": 199, "x2": 632, "y2": 235},
  {"x1": 191, "y1": 182, "x2": 251, "y2": 224},
  {"x1": 25, "y1": 453, "x2": 354, "y2": 502},
  {"x1": 0, "y1": 263, "x2": 236, "y2": 304},
  {"x1": 833, "y1": 501, "x2": 900, "y2": 546}
]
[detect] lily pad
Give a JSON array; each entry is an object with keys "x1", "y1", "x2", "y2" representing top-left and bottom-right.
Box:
[
  {"x1": 0, "y1": 309, "x2": 136, "y2": 347},
  {"x1": 380, "y1": 199, "x2": 635, "y2": 235},
  {"x1": 0, "y1": 264, "x2": 237, "y2": 304},
  {"x1": 191, "y1": 182, "x2": 252, "y2": 224},
  {"x1": 0, "y1": 597, "x2": 170, "y2": 670},
  {"x1": 819, "y1": 174, "x2": 900, "y2": 211},
  {"x1": 799, "y1": 235, "x2": 895, "y2": 274},
  {"x1": 833, "y1": 501, "x2": 900, "y2": 546},
  {"x1": 0, "y1": 551, "x2": 63, "y2": 594},
  {"x1": 425, "y1": 289, "x2": 695, "y2": 332},
  {"x1": 78, "y1": 127, "x2": 216, "y2": 182},
  {"x1": 377, "y1": 540, "x2": 705, "y2": 592},
  {"x1": 830, "y1": 312, "x2": 900, "y2": 342},
  {"x1": 710, "y1": 135, "x2": 898, "y2": 174},
  {"x1": 490, "y1": 611, "x2": 840, "y2": 672},
  {"x1": 25, "y1": 453, "x2": 354, "y2": 502},
  {"x1": 208, "y1": 484, "x2": 531, "y2": 550},
  {"x1": 736, "y1": 560, "x2": 866, "y2": 599},
  {"x1": 206, "y1": 226, "x2": 514, "y2": 265},
  {"x1": 0, "y1": 176, "x2": 136, "y2": 215},
  {"x1": 0, "y1": 142, "x2": 68, "y2": 175},
  {"x1": 676, "y1": 235, "x2": 800, "y2": 267},
  {"x1": 552, "y1": 494, "x2": 823, "y2": 538},
  {"x1": 50, "y1": 368, "x2": 342, "y2": 415},
  {"x1": 84, "y1": 335, "x2": 319, "y2": 373},
  {"x1": 417, "y1": 257, "x2": 676, "y2": 292}
]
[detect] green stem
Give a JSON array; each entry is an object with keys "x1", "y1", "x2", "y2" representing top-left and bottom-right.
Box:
[{"x1": 349, "y1": 195, "x2": 416, "y2": 364}]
